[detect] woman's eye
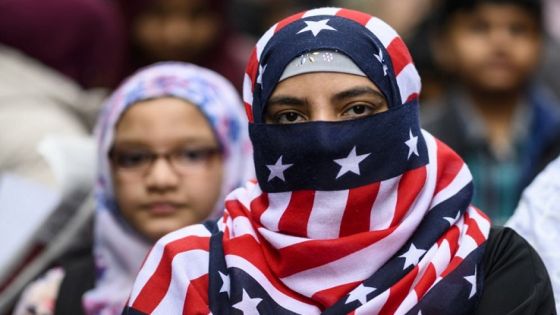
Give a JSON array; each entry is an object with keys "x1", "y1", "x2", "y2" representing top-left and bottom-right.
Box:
[
  {"x1": 343, "y1": 104, "x2": 375, "y2": 118},
  {"x1": 276, "y1": 112, "x2": 305, "y2": 124}
]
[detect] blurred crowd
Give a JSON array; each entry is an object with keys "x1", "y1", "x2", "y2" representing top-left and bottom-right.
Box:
[{"x1": 0, "y1": 0, "x2": 559, "y2": 314}]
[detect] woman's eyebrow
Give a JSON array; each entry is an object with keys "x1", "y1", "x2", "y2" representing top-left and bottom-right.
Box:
[
  {"x1": 332, "y1": 86, "x2": 385, "y2": 102},
  {"x1": 267, "y1": 95, "x2": 306, "y2": 107}
]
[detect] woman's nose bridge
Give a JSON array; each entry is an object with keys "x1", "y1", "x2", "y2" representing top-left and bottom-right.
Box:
[{"x1": 311, "y1": 99, "x2": 338, "y2": 122}]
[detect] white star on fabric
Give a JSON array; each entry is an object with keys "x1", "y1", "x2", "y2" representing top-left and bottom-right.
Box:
[
  {"x1": 266, "y1": 156, "x2": 293, "y2": 182},
  {"x1": 232, "y1": 289, "x2": 262, "y2": 315},
  {"x1": 346, "y1": 284, "x2": 376, "y2": 305},
  {"x1": 405, "y1": 129, "x2": 419, "y2": 159},
  {"x1": 257, "y1": 64, "x2": 267, "y2": 85},
  {"x1": 334, "y1": 146, "x2": 371, "y2": 179},
  {"x1": 399, "y1": 243, "x2": 426, "y2": 269},
  {"x1": 373, "y1": 49, "x2": 388, "y2": 76},
  {"x1": 464, "y1": 267, "x2": 477, "y2": 299},
  {"x1": 443, "y1": 211, "x2": 461, "y2": 226},
  {"x1": 219, "y1": 271, "x2": 230, "y2": 297},
  {"x1": 297, "y1": 19, "x2": 337, "y2": 37}
]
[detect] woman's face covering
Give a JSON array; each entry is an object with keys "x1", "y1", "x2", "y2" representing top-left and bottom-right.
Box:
[
  {"x1": 264, "y1": 72, "x2": 388, "y2": 124},
  {"x1": 111, "y1": 97, "x2": 224, "y2": 242}
]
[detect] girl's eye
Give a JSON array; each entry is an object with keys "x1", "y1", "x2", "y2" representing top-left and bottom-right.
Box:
[
  {"x1": 276, "y1": 112, "x2": 306, "y2": 124},
  {"x1": 113, "y1": 151, "x2": 152, "y2": 168},
  {"x1": 174, "y1": 148, "x2": 221, "y2": 165}
]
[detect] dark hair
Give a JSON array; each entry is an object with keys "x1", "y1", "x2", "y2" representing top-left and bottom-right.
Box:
[{"x1": 434, "y1": 0, "x2": 543, "y2": 31}]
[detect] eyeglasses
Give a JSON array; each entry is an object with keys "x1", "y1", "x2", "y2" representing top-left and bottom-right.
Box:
[{"x1": 110, "y1": 146, "x2": 222, "y2": 175}]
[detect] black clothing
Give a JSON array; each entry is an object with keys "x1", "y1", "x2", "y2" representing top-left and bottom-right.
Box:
[
  {"x1": 476, "y1": 227, "x2": 556, "y2": 314},
  {"x1": 54, "y1": 251, "x2": 95, "y2": 315}
]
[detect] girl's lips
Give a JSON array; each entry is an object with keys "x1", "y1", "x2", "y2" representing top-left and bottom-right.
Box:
[{"x1": 147, "y1": 202, "x2": 181, "y2": 216}]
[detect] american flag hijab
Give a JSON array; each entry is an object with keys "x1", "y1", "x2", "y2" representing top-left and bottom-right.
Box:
[{"x1": 126, "y1": 8, "x2": 491, "y2": 315}]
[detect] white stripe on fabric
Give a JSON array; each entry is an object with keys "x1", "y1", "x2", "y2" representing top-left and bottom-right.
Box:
[
  {"x1": 467, "y1": 206, "x2": 491, "y2": 237},
  {"x1": 370, "y1": 175, "x2": 401, "y2": 231},
  {"x1": 151, "y1": 250, "x2": 209, "y2": 314},
  {"x1": 225, "y1": 254, "x2": 322, "y2": 314},
  {"x1": 307, "y1": 189, "x2": 349, "y2": 239},
  {"x1": 242, "y1": 73, "x2": 253, "y2": 107},
  {"x1": 355, "y1": 289, "x2": 390, "y2": 315},
  {"x1": 432, "y1": 240, "x2": 452, "y2": 276},
  {"x1": 302, "y1": 7, "x2": 340, "y2": 17},
  {"x1": 430, "y1": 164, "x2": 472, "y2": 210},
  {"x1": 256, "y1": 23, "x2": 278, "y2": 60},
  {"x1": 228, "y1": 183, "x2": 262, "y2": 212},
  {"x1": 455, "y1": 236, "x2": 478, "y2": 259},
  {"x1": 395, "y1": 291, "x2": 419, "y2": 315},
  {"x1": 364, "y1": 17, "x2": 398, "y2": 48},
  {"x1": 231, "y1": 216, "x2": 259, "y2": 241},
  {"x1": 128, "y1": 225, "x2": 210, "y2": 304},
  {"x1": 258, "y1": 227, "x2": 308, "y2": 249},
  {"x1": 396, "y1": 63, "x2": 421, "y2": 104},
  {"x1": 260, "y1": 192, "x2": 292, "y2": 232}
]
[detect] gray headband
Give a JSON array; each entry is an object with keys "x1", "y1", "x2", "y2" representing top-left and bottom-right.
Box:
[{"x1": 279, "y1": 50, "x2": 366, "y2": 81}]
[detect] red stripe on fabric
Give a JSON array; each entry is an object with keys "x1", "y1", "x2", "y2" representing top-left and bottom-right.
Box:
[
  {"x1": 312, "y1": 281, "x2": 360, "y2": 308},
  {"x1": 340, "y1": 182, "x2": 380, "y2": 237},
  {"x1": 131, "y1": 236, "x2": 209, "y2": 313},
  {"x1": 464, "y1": 212, "x2": 486, "y2": 245},
  {"x1": 405, "y1": 93, "x2": 419, "y2": 103},
  {"x1": 278, "y1": 190, "x2": 315, "y2": 237},
  {"x1": 272, "y1": 228, "x2": 394, "y2": 277},
  {"x1": 182, "y1": 274, "x2": 209, "y2": 315},
  {"x1": 251, "y1": 193, "x2": 269, "y2": 225},
  {"x1": 379, "y1": 267, "x2": 419, "y2": 315},
  {"x1": 246, "y1": 48, "x2": 258, "y2": 87},
  {"x1": 441, "y1": 257, "x2": 463, "y2": 277},
  {"x1": 276, "y1": 12, "x2": 305, "y2": 31},
  {"x1": 336, "y1": 8, "x2": 372, "y2": 26},
  {"x1": 386, "y1": 37, "x2": 413, "y2": 76},
  {"x1": 225, "y1": 200, "x2": 251, "y2": 219},
  {"x1": 390, "y1": 166, "x2": 427, "y2": 227},
  {"x1": 437, "y1": 225, "x2": 461, "y2": 255},
  {"x1": 434, "y1": 139, "x2": 464, "y2": 195},
  {"x1": 414, "y1": 264, "x2": 437, "y2": 298},
  {"x1": 244, "y1": 102, "x2": 253, "y2": 123}
]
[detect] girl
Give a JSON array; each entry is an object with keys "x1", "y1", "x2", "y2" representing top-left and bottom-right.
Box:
[{"x1": 14, "y1": 62, "x2": 253, "y2": 314}]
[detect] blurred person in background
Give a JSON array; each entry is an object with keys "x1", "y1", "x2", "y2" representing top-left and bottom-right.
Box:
[
  {"x1": 116, "y1": 0, "x2": 253, "y2": 92},
  {"x1": 0, "y1": 0, "x2": 125, "y2": 189},
  {"x1": 507, "y1": 154, "x2": 560, "y2": 312},
  {"x1": 13, "y1": 62, "x2": 253, "y2": 315},
  {"x1": 421, "y1": 0, "x2": 560, "y2": 225}
]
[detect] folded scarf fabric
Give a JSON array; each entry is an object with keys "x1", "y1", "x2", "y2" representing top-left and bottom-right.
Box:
[{"x1": 127, "y1": 8, "x2": 491, "y2": 315}]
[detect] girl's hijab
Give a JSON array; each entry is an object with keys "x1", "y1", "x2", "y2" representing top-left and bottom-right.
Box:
[
  {"x1": 83, "y1": 62, "x2": 253, "y2": 314},
  {"x1": 231, "y1": 7, "x2": 490, "y2": 313}
]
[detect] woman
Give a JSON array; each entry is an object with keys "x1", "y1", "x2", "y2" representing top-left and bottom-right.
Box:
[
  {"x1": 13, "y1": 62, "x2": 253, "y2": 315},
  {"x1": 125, "y1": 8, "x2": 555, "y2": 314}
]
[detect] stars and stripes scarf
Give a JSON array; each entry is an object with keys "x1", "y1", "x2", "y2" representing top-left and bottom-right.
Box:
[{"x1": 125, "y1": 8, "x2": 491, "y2": 315}]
